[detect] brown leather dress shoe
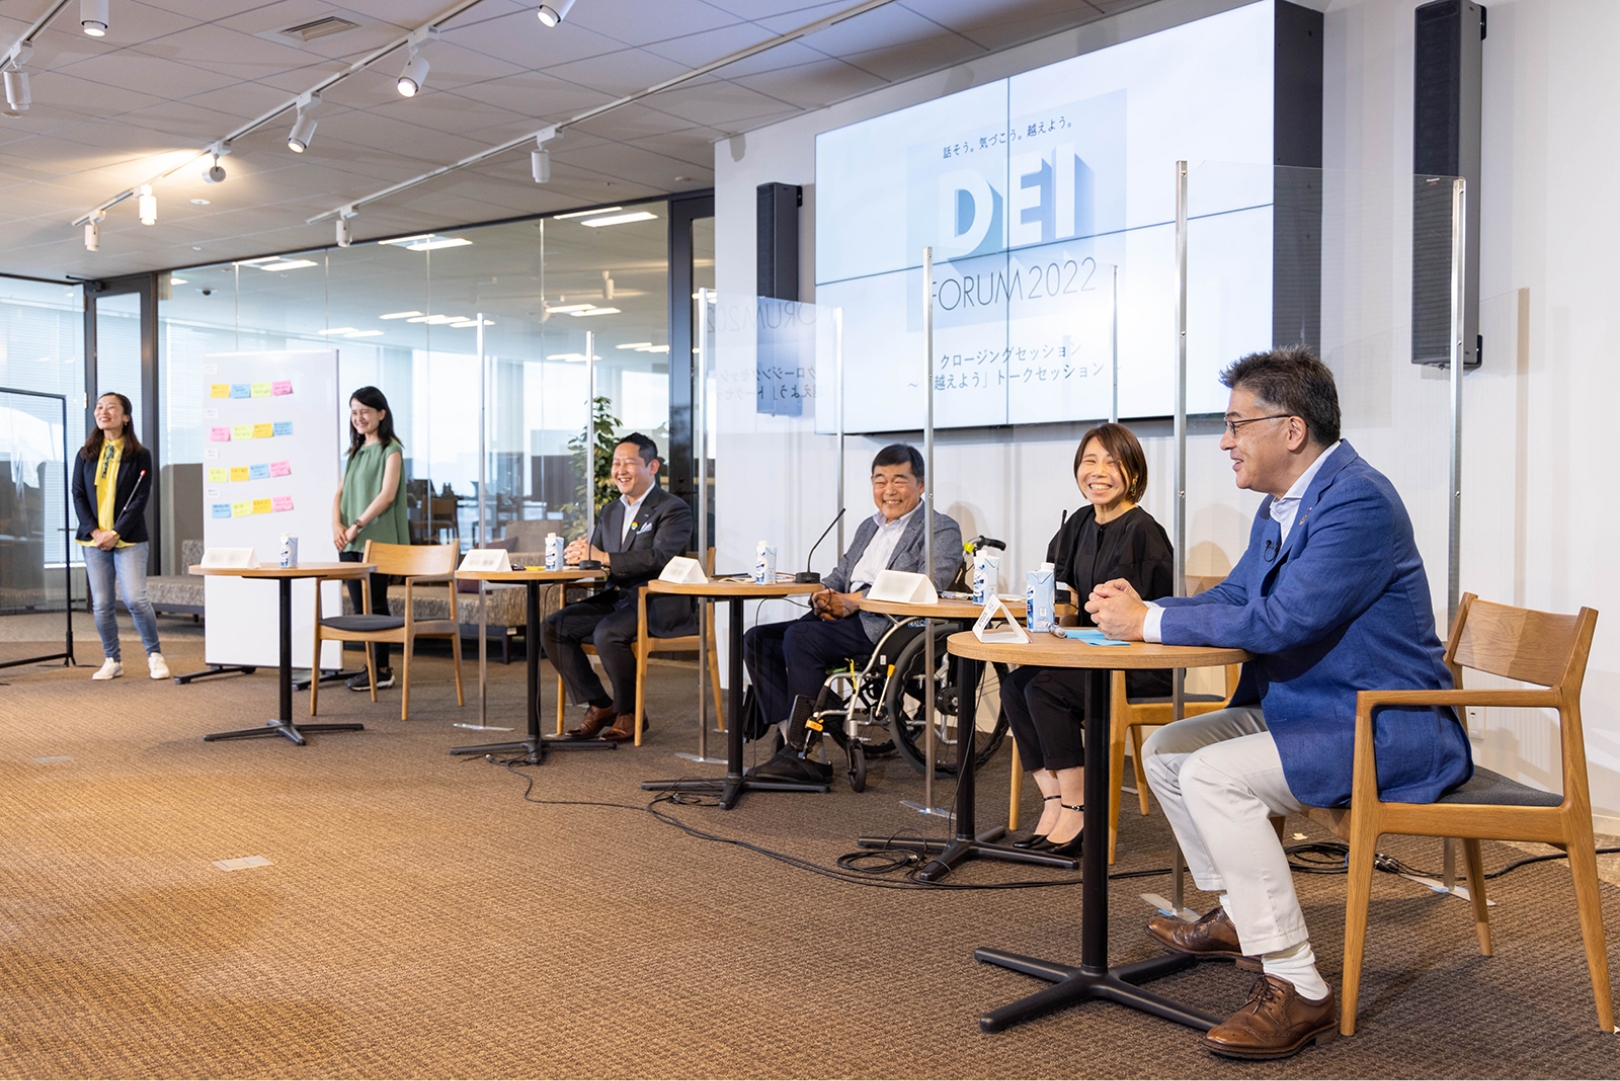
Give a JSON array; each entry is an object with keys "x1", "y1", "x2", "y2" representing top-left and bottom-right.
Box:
[
  {"x1": 565, "y1": 704, "x2": 617, "y2": 739},
  {"x1": 1204, "y1": 974, "x2": 1336, "y2": 1059},
  {"x1": 599, "y1": 713, "x2": 640, "y2": 742},
  {"x1": 1146, "y1": 905, "x2": 1249, "y2": 960}
]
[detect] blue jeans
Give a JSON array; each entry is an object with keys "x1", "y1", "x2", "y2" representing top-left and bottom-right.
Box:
[{"x1": 83, "y1": 542, "x2": 161, "y2": 662}]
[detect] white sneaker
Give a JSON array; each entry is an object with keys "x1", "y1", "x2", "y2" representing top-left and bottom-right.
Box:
[
  {"x1": 92, "y1": 660, "x2": 123, "y2": 681},
  {"x1": 147, "y1": 653, "x2": 170, "y2": 680}
]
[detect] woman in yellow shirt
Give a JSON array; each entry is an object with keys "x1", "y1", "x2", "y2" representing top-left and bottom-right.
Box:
[{"x1": 71, "y1": 392, "x2": 167, "y2": 681}]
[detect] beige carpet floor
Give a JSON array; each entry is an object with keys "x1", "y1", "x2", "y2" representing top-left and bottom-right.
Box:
[{"x1": 0, "y1": 619, "x2": 1617, "y2": 1079}]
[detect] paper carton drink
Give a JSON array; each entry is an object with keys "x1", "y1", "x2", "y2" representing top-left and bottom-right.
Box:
[
  {"x1": 545, "y1": 532, "x2": 564, "y2": 571},
  {"x1": 278, "y1": 533, "x2": 298, "y2": 569},
  {"x1": 1025, "y1": 562, "x2": 1056, "y2": 633},
  {"x1": 972, "y1": 549, "x2": 1001, "y2": 604},
  {"x1": 753, "y1": 541, "x2": 776, "y2": 584}
]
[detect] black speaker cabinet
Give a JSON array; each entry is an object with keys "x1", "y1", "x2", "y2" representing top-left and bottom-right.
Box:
[
  {"x1": 1412, "y1": 0, "x2": 1485, "y2": 368},
  {"x1": 757, "y1": 182, "x2": 801, "y2": 301}
]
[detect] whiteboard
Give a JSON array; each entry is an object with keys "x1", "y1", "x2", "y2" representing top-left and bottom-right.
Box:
[{"x1": 201, "y1": 350, "x2": 344, "y2": 670}]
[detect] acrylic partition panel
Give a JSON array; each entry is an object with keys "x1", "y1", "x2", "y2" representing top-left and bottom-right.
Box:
[
  {"x1": 0, "y1": 388, "x2": 73, "y2": 666},
  {"x1": 1181, "y1": 162, "x2": 1466, "y2": 629},
  {"x1": 708, "y1": 293, "x2": 841, "y2": 698}
]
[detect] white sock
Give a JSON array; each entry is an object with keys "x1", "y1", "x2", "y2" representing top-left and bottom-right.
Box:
[{"x1": 1262, "y1": 941, "x2": 1330, "y2": 1002}]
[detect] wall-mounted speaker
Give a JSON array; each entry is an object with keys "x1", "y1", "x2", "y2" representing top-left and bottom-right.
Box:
[
  {"x1": 757, "y1": 182, "x2": 801, "y2": 301},
  {"x1": 1412, "y1": 0, "x2": 1485, "y2": 368}
]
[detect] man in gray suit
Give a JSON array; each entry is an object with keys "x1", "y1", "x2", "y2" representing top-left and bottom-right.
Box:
[
  {"x1": 543, "y1": 433, "x2": 694, "y2": 742},
  {"x1": 743, "y1": 444, "x2": 962, "y2": 732}
]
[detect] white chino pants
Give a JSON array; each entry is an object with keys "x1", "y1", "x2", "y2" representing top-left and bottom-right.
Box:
[{"x1": 1141, "y1": 707, "x2": 1310, "y2": 956}]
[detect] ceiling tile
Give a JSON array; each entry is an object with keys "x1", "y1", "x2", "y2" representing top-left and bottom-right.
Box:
[
  {"x1": 540, "y1": 48, "x2": 692, "y2": 97},
  {"x1": 128, "y1": 24, "x2": 334, "y2": 81},
  {"x1": 54, "y1": 50, "x2": 242, "y2": 99},
  {"x1": 565, "y1": 0, "x2": 745, "y2": 48},
  {"x1": 443, "y1": 9, "x2": 628, "y2": 70},
  {"x1": 637, "y1": 21, "x2": 779, "y2": 69},
  {"x1": 440, "y1": 73, "x2": 613, "y2": 123},
  {"x1": 645, "y1": 79, "x2": 801, "y2": 128},
  {"x1": 728, "y1": 56, "x2": 888, "y2": 109}
]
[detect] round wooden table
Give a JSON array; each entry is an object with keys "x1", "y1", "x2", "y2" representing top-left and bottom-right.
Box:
[
  {"x1": 640, "y1": 578, "x2": 820, "y2": 810},
  {"x1": 850, "y1": 596, "x2": 1078, "y2": 880},
  {"x1": 946, "y1": 631, "x2": 1249, "y2": 1036},
  {"x1": 189, "y1": 562, "x2": 374, "y2": 746},
  {"x1": 449, "y1": 567, "x2": 606, "y2": 763}
]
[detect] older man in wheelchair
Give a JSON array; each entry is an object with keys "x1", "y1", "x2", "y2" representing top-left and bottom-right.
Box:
[{"x1": 742, "y1": 443, "x2": 963, "y2": 786}]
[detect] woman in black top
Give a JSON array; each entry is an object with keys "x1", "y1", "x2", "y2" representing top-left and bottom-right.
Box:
[{"x1": 1002, "y1": 423, "x2": 1173, "y2": 856}]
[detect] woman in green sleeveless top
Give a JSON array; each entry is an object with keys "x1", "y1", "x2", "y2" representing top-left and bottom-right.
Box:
[{"x1": 331, "y1": 386, "x2": 409, "y2": 691}]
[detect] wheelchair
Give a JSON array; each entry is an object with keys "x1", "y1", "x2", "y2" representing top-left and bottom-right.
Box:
[{"x1": 796, "y1": 537, "x2": 1012, "y2": 792}]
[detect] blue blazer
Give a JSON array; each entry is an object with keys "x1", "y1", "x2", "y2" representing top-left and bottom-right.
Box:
[{"x1": 1157, "y1": 442, "x2": 1472, "y2": 807}]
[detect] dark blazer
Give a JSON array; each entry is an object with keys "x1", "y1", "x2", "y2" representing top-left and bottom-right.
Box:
[
  {"x1": 587, "y1": 483, "x2": 696, "y2": 637},
  {"x1": 823, "y1": 504, "x2": 963, "y2": 642},
  {"x1": 1156, "y1": 441, "x2": 1472, "y2": 808},
  {"x1": 71, "y1": 442, "x2": 153, "y2": 545},
  {"x1": 1049, "y1": 504, "x2": 1174, "y2": 697}
]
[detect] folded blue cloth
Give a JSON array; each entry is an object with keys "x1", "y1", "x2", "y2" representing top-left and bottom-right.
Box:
[{"x1": 1050, "y1": 627, "x2": 1130, "y2": 647}]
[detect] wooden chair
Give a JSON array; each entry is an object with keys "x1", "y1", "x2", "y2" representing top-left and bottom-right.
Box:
[
  {"x1": 311, "y1": 540, "x2": 465, "y2": 721},
  {"x1": 1301, "y1": 592, "x2": 1611, "y2": 1036},
  {"x1": 1007, "y1": 575, "x2": 1241, "y2": 864},
  {"x1": 553, "y1": 550, "x2": 724, "y2": 746}
]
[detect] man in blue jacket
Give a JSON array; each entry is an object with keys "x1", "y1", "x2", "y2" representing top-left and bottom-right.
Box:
[{"x1": 1088, "y1": 346, "x2": 1470, "y2": 1060}]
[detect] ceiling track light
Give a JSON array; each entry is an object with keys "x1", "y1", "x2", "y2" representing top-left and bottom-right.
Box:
[
  {"x1": 136, "y1": 184, "x2": 155, "y2": 226},
  {"x1": 80, "y1": 0, "x2": 109, "y2": 37},
  {"x1": 397, "y1": 48, "x2": 430, "y2": 97},
  {"x1": 336, "y1": 207, "x2": 357, "y2": 248},
  {"x1": 536, "y1": 0, "x2": 577, "y2": 28},
  {"x1": 531, "y1": 125, "x2": 557, "y2": 184},
  {"x1": 2, "y1": 68, "x2": 28, "y2": 113},
  {"x1": 287, "y1": 92, "x2": 318, "y2": 152},
  {"x1": 84, "y1": 217, "x2": 101, "y2": 251}
]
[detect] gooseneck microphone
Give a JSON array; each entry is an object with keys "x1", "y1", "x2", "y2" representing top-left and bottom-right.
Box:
[{"x1": 795, "y1": 507, "x2": 846, "y2": 584}]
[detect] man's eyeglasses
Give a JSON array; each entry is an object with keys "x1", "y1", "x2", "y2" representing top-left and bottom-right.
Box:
[{"x1": 1222, "y1": 414, "x2": 1294, "y2": 436}]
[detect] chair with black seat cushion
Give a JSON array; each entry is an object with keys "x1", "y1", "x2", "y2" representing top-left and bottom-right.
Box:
[
  {"x1": 310, "y1": 540, "x2": 464, "y2": 721},
  {"x1": 1302, "y1": 592, "x2": 1611, "y2": 1036}
]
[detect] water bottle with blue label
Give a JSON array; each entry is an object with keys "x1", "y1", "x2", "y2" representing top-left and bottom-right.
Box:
[{"x1": 545, "y1": 532, "x2": 564, "y2": 571}]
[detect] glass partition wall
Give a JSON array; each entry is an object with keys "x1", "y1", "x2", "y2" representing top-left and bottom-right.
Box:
[{"x1": 156, "y1": 200, "x2": 676, "y2": 571}]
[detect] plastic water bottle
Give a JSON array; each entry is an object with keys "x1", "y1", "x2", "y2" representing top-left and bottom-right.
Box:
[
  {"x1": 545, "y1": 532, "x2": 564, "y2": 571},
  {"x1": 753, "y1": 541, "x2": 776, "y2": 584}
]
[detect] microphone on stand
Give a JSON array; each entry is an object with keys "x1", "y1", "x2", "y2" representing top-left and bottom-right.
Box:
[{"x1": 795, "y1": 507, "x2": 846, "y2": 584}]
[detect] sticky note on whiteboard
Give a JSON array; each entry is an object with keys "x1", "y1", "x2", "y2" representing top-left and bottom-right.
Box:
[
  {"x1": 250, "y1": 382, "x2": 272, "y2": 398},
  {"x1": 272, "y1": 495, "x2": 294, "y2": 512},
  {"x1": 229, "y1": 467, "x2": 249, "y2": 482},
  {"x1": 232, "y1": 425, "x2": 253, "y2": 440},
  {"x1": 210, "y1": 427, "x2": 231, "y2": 442},
  {"x1": 209, "y1": 383, "x2": 230, "y2": 398},
  {"x1": 249, "y1": 463, "x2": 270, "y2": 480},
  {"x1": 252, "y1": 499, "x2": 272, "y2": 515},
  {"x1": 269, "y1": 460, "x2": 291, "y2": 477},
  {"x1": 271, "y1": 380, "x2": 293, "y2": 396},
  {"x1": 252, "y1": 423, "x2": 273, "y2": 439},
  {"x1": 230, "y1": 384, "x2": 250, "y2": 399},
  {"x1": 211, "y1": 503, "x2": 231, "y2": 519},
  {"x1": 272, "y1": 421, "x2": 292, "y2": 437},
  {"x1": 207, "y1": 467, "x2": 228, "y2": 483},
  {"x1": 231, "y1": 501, "x2": 253, "y2": 518}
]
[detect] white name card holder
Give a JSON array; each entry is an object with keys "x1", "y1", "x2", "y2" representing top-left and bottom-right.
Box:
[
  {"x1": 201, "y1": 547, "x2": 257, "y2": 569},
  {"x1": 973, "y1": 596, "x2": 1029, "y2": 644},
  {"x1": 458, "y1": 548, "x2": 510, "y2": 573},
  {"x1": 659, "y1": 556, "x2": 709, "y2": 584},
  {"x1": 866, "y1": 569, "x2": 938, "y2": 604}
]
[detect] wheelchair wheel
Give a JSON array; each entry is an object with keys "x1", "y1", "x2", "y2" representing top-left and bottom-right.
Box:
[
  {"x1": 813, "y1": 676, "x2": 896, "y2": 759},
  {"x1": 885, "y1": 624, "x2": 1009, "y2": 776},
  {"x1": 847, "y1": 741, "x2": 867, "y2": 792}
]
